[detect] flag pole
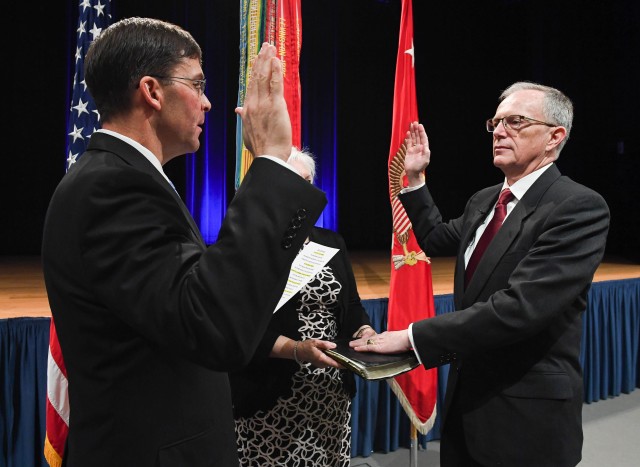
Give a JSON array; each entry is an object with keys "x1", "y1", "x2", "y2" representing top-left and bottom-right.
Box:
[{"x1": 409, "y1": 423, "x2": 418, "y2": 467}]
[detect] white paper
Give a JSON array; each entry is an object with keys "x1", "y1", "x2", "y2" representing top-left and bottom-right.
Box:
[{"x1": 274, "y1": 241, "x2": 339, "y2": 312}]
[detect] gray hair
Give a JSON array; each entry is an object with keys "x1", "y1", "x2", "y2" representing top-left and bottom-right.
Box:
[
  {"x1": 288, "y1": 147, "x2": 317, "y2": 184},
  {"x1": 500, "y1": 81, "x2": 573, "y2": 155}
]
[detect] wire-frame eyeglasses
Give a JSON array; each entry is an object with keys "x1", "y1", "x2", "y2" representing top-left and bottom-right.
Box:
[
  {"x1": 150, "y1": 75, "x2": 207, "y2": 96},
  {"x1": 486, "y1": 115, "x2": 556, "y2": 133}
]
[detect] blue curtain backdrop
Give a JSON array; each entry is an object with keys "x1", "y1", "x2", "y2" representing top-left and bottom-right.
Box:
[
  {"x1": 183, "y1": 1, "x2": 234, "y2": 245},
  {"x1": 299, "y1": 0, "x2": 339, "y2": 230}
]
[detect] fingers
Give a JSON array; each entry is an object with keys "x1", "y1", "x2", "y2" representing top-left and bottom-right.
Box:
[
  {"x1": 410, "y1": 122, "x2": 419, "y2": 146},
  {"x1": 248, "y1": 43, "x2": 282, "y2": 108},
  {"x1": 239, "y1": 42, "x2": 292, "y2": 159},
  {"x1": 300, "y1": 339, "x2": 341, "y2": 369},
  {"x1": 405, "y1": 122, "x2": 421, "y2": 149},
  {"x1": 311, "y1": 339, "x2": 337, "y2": 351},
  {"x1": 360, "y1": 329, "x2": 376, "y2": 339},
  {"x1": 349, "y1": 330, "x2": 410, "y2": 353},
  {"x1": 407, "y1": 122, "x2": 427, "y2": 148},
  {"x1": 248, "y1": 43, "x2": 276, "y2": 98},
  {"x1": 269, "y1": 52, "x2": 284, "y2": 102},
  {"x1": 349, "y1": 332, "x2": 385, "y2": 351},
  {"x1": 417, "y1": 123, "x2": 429, "y2": 147},
  {"x1": 319, "y1": 353, "x2": 343, "y2": 369},
  {"x1": 405, "y1": 122, "x2": 430, "y2": 166},
  {"x1": 242, "y1": 43, "x2": 276, "y2": 112}
]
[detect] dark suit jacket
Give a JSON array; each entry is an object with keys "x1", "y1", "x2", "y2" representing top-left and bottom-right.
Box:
[
  {"x1": 41, "y1": 132, "x2": 327, "y2": 467},
  {"x1": 229, "y1": 227, "x2": 371, "y2": 418},
  {"x1": 399, "y1": 164, "x2": 609, "y2": 467}
]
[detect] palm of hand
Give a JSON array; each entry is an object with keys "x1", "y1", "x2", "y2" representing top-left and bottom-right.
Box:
[{"x1": 404, "y1": 140, "x2": 429, "y2": 173}]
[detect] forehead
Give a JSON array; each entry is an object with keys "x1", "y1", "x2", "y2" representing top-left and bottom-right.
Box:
[
  {"x1": 495, "y1": 89, "x2": 545, "y2": 117},
  {"x1": 171, "y1": 57, "x2": 203, "y2": 76}
]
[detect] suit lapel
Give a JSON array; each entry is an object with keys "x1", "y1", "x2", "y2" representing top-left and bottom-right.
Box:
[
  {"x1": 455, "y1": 187, "x2": 501, "y2": 300},
  {"x1": 87, "y1": 133, "x2": 206, "y2": 246},
  {"x1": 462, "y1": 165, "x2": 562, "y2": 300}
]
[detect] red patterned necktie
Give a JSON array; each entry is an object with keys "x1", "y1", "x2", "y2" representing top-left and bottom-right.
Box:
[{"x1": 465, "y1": 188, "x2": 515, "y2": 286}]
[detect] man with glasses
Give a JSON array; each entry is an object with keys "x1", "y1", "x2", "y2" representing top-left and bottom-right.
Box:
[
  {"x1": 42, "y1": 17, "x2": 326, "y2": 467},
  {"x1": 351, "y1": 82, "x2": 609, "y2": 467}
]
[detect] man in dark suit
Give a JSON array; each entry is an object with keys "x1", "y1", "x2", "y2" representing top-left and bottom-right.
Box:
[
  {"x1": 351, "y1": 82, "x2": 609, "y2": 466},
  {"x1": 41, "y1": 18, "x2": 326, "y2": 467}
]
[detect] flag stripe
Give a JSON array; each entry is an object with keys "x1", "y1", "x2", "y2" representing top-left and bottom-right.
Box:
[
  {"x1": 275, "y1": 0, "x2": 302, "y2": 149},
  {"x1": 235, "y1": 0, "x2": 266, "y2": 189},
  {"x1": 236, "y1": 0, "x2": 302, "y2": 189},
  {"x1": 47, "y1": 334, "x2": 70, "y2": 425}
]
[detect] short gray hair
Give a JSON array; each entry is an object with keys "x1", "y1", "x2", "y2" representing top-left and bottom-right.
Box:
[{"x1": 500, "y1": 81, "x2": 573, "y2": 155}]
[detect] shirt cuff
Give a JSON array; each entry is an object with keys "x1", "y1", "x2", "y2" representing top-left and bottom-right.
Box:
[
  {"x1": 408, "y1": 323, "x2": 423, "y2": 365},
  {"x1": 400, "y1": 182, "x2": 425, "y2": 194},
  {"x1": 259, "y1": 155, "x2": 298, "y2": 173}
]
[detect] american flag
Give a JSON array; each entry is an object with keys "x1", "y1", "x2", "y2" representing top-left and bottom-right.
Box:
[
  {"x1": 65, "y1": 0, "x2": 112, "y2": 169},
  {"x1": 44, "y1": 1, "x2": 111, "y2": 465}
]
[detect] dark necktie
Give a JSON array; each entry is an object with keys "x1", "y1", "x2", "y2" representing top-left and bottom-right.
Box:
[{"x1": 465, "y1": 188, "x2": 515, "y2": 286}]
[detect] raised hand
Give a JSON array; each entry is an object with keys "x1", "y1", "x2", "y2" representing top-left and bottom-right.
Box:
[
  {"x1": 235, "y1": 42, "x2": 292, "y2": 161},
  {"x1": 403, "y1": 121, "x2": 431, "y2": 187}
]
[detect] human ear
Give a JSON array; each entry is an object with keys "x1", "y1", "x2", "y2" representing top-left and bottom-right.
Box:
[
  {"x1": 547, "y1": 126, "x2": 567, "y2": 151},
  {"x1": 139, "y1": 77, "x2": 162, "y2": 110}
]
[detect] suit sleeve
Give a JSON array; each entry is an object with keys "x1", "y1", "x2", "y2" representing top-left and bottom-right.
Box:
[
  {"x1": 409, "y1": 187, "x2": 609, "y2": 369},
  {"x1": 399, "y1": 184, "x2": 465, "y2": 257},
  {"x1": 80, "y1": 157, "x2": 327, "y2": 370}
]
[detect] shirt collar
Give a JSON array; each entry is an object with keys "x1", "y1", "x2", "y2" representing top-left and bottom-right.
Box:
[
  {"x1": 96, "y1": 129, "x2": 173, "y2": 185},
  {"x1": 502, "y1": 163, "x2": 553, "y2": 201}
]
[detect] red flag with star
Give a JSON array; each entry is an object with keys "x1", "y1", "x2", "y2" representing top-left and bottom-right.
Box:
[{"x1": 387, "y1": 0, "x2": 438, "y2": 435}]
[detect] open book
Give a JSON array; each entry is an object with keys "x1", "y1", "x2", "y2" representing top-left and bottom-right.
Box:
[{"x1": 324, "y1": 339, "x2": 420, "y2": 381}]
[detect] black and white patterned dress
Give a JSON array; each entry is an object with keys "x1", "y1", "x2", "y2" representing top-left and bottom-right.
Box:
[{"x1": 234, "y1": 265, "x2": 352, "y2": 466}]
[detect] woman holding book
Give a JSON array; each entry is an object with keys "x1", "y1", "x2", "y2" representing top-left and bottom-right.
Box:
[{"x1": 229, "y1": 148, "x2": 376, "y2": 467}]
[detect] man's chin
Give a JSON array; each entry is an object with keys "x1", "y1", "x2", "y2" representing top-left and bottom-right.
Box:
[{"x1": 492, "y1": 154, "x2": 510, "y2": 170}]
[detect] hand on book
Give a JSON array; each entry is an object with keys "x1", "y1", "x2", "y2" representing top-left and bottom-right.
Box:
[
  {"x1": 295, "y1": 339, "x2": 346, "y2": 369},
  {"x1": 349, "y1": 330, "x2": 412, "y2": 354},
  {"x1": 324, "y1": 337, "x2": 419, "y2": 380}
]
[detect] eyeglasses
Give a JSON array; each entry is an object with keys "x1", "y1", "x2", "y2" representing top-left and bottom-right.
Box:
[
  {"x1": 486, "y1": 115, "x2": 556, "y2": 133},
  {"x1": 150, "y1": 75, "x2": 206, "y2": 96}
]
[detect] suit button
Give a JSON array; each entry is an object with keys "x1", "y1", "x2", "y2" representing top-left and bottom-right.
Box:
[
  {"x1": 296, "y1": 208, "x2": 307, "y2": 220},
  {"x1": 282, "y1": 239, "x2": 293, "y2": 249}
]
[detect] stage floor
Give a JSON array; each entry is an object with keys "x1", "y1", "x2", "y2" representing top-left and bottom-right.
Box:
[
  {"x1": 349, "y1": 251, "x2": 640, "y2": 299},
  {"x1": 2, "y1": 254, "x2": 640, "y2": 318}
]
